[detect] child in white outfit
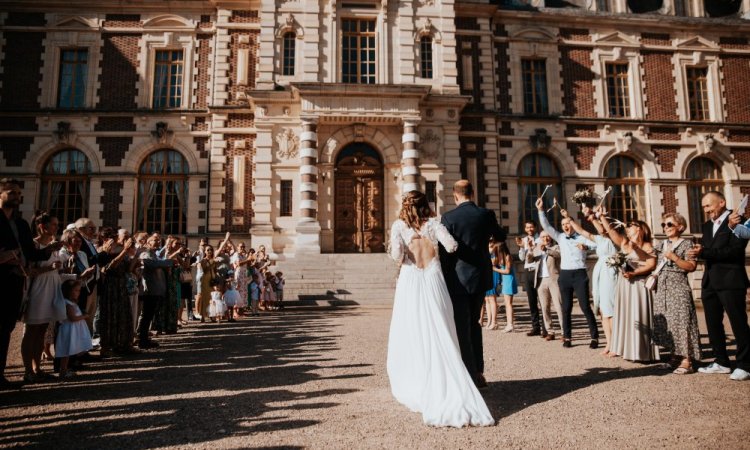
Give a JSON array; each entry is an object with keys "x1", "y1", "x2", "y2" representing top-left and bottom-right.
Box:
[
  {"x1": 55, "y1": 280, "x2": 92, "y2": 378},
  {"x1": 209, "y1": 283, "x2": 227, "y2": 322},
  {"x1": 223, "y1": 280, "x2": 240, "y2": 322}
]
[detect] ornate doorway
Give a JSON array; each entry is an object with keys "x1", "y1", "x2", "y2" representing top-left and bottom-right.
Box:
[{"x1": 334, "y1": 143, "x2": 385, "y2": 253}]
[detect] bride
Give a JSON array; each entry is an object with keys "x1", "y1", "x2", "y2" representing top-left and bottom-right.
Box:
[{"x1": 387, "y1": 191, "x2": 494, "y2": 428}]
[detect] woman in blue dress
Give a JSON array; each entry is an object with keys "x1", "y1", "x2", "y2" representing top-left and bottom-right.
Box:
[
  {"x1": 481, "y1": 239, "x2": 501, "y2": 330},
  {"x1": 495, "y1": 241, "x2": 518, "y2": 332}
]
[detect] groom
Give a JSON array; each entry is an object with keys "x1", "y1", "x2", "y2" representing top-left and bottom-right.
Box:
[{"x1": 440, "y1": 180, "x2": 506, "y2": 388}]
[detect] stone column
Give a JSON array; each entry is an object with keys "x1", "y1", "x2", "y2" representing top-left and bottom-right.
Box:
[
  {"x1": 295, "y1": 118, "x2": 321, "y2": 253},
  {"x1": 401, "y1": 120, "x2": 421, "y2": 193}
]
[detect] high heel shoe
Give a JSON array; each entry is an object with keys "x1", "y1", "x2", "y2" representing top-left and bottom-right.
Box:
[{"x1": 502, "y1": 325, "x2": 514, "y2": 333}]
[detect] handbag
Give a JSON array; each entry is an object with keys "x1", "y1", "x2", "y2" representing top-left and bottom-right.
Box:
[
  {"x1": 179, "y1": 269, "x2": 193, "y2": 284},
  {"x1": 644, "y1": 274, "x2": 657, "y2": 291}
]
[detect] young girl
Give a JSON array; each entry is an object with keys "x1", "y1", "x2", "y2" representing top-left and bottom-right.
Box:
[
  {"x1": 274, "y1": 271, "x2": 285, "y2": 310},
  {"x1": 56, "y1": 280, "x2": 92, "y2": 379},
  {"x1": 496, "y1": 241, "x2": 518, "y2": 333},
  {"x1": 480, "y1": 239, "x2": 501, "y2": 330},
  {"x1": 223, "y1": 279, "x2": 240, "y2": 322},
  {"x1": 249, "y1": 274, "x2": 261, "y2": 316},
  {"x1": 264, "y1": 272, "x2": 277, "y2": 310},
  {"x1": 209, "y1": 282, "x2": 227, "y2": 323}
]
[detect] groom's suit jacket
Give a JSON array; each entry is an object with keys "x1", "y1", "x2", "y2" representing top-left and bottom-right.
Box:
[
  {"x1": 440, "y1": 201, "x2": 506, "y2": 297},
  {"x1": 700, "y1": 210, "x2": 749, "y2": 290}
]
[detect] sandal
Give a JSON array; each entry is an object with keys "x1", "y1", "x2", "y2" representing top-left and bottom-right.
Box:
[{"x1": 673, "y1": 366, "x2": 694, "y2": 375}]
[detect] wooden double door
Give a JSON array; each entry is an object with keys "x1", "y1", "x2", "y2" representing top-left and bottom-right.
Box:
[{"x1": 334, "y1": 143, "x2": 385, "y2": 253}]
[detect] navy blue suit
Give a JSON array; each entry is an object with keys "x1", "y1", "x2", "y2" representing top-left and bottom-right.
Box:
[{"x1": 440, "y1": 201, "x2": 506, "y2": 380}]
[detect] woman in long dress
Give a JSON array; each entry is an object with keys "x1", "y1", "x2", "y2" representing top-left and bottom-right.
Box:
[
  {"x1": 387, "y1": 191, "x2": 494, "y2": 428},
  {"x1": 601, "y1": 216, "x2": 659, "y2": 362},
  {"x1": 652, "y1": 213, "x2": 702, "y2": 374},
  {"x1": 99, "y1": 237, "x2": 136, "y2": 354}
]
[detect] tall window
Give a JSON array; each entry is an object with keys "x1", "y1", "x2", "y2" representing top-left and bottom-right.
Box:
[
  {"x1": 152, "y1": 50, "x2": 184, "y2": 108},
  {"x1": 605, "y1": 155, "x2": 645, "y2": 223},
  {"x1": 597, "y1": 0, "x2": 610, "y2": 11},
  {"x1": 280, "y1": 180, "x2": 293, "y2": 216},
  {"x1": 458, "y1": 40, "x2": 475, "y2": 91},
  {"x1": 341, "y1": 19, "x2": 376, "y2": 84},
  {"x1": 39, "y1": 149, "x2": 90, "y2": 225},
  {"x1": 687, "y1": 157, "x2": 723, "y2": 233},
  {"x1": 58, "y1": 49, "x2": 88, "y2": 108},
  {"x1": 282, "y1": 32, "x2": 296, "y2": 76},
  {"x1": 420, "y1": 36, "x2": 433, "y2": 79},
  {"x1": 137, "y1": 150, "x2": 188, "y2": 234},
  {"x1": 518, "y1": 153, "x2": 563, "y2": 230},
  {"x1": 605, "y1": 62, "x2": 630, "y2": 117},
  {"x1": 674, "y1": 0, "x2": 688, "y2": 15},
  {"x1": 686, "y1": 67, "x2": 709, "y2": 121},
  {"x1": 522, "y1": 59, "x2": 549, "y2": 115}
]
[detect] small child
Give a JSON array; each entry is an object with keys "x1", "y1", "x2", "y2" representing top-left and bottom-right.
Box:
[
  {"x1": 264, "y1": 272, "x2": 277, "y2": 310},
  {"x1": 209, "y1": 282, "x2": 227, "y2": 323},
  {"x1": 56, "y1": 280, "x2": 92, "y2": 379},
  {"x1": 248, "y1": 274, "x2": 260, "y2": 316},
  {"x1": 223, "y1": 279, "x2": 240, "y2": 322},
  {"x1": 274, "y1": 271, "x2": 285, "y2": 310}
]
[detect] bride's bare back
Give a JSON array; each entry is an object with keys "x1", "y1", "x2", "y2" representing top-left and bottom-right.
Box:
[
  {"x1": 389, "y1": 218, "x2": 459, "y2": 268},
  {"x1": 406, "y1": 235, "x2": 437, "y2": 269}
]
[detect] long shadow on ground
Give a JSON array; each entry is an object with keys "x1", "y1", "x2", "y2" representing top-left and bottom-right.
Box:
[{"x1": 0, "y1": 309, "x2": 372, "y2": 449}]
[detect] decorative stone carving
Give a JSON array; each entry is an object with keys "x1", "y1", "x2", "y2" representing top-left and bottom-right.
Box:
[
  {"x1": 616, "y1": 131, "x2": 634, "y2": 153},
  {"x1": 275, "y1": 128, "x2": 300, "y2": 160},
  {"x1": 419, "y1": 128, "x2": 442, "y2": 161},
  {"x1": 529, "y1": 128, "x2": 551, "y2": 151},
  {"x1": 256, "y1": 105, "x2": 267, "y2": 118},
  {"x1": 152, "y1": 122, "x2": 173, "y2": 144},
  {"x1": 54, "y1": 121, "x2": 75, "y2": 145},
  {"x1": 285, "y1": 13, "x2": 294, "y2": 28},
  {"x1": 354, "y1": 123, "x2": 366, "y2": 142},
  {"x1": 325, "y1": 137, "x2": 338, "y2": 158}
]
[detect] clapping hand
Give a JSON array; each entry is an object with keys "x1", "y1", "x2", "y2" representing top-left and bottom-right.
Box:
[
  {"x1": 101, "y1": 238, "x2": 115, "y2": 253},
  {"x1": 728, "y1": 211, "x2": 742, "y2": 230},
  {"x1": 535, "y1": 197, "x2": 544, "y2": 211}
]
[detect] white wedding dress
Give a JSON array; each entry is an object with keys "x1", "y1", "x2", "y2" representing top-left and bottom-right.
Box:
[{"x1": 387, "y1": 218, "x2": 494, "y2": 428}]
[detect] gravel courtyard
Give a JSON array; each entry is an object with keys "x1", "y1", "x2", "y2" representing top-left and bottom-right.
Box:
[{"x1": 1, "y1": 303, "x2": 749, "y2": 449}]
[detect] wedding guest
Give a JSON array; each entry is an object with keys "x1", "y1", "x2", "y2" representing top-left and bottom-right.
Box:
[
  {"x1": 231, "y1": 243, "x2": 251, "y2": 317},
  {"x1": 525, "y1": 231, "x2": 563, "y2": 341},
  {"x1": 74, "y1": 218, "x2": 112, "y2": 334},
  {"x1": 138, "y1": 234, "x2": 174, "y2": 348},
  {"x1": 21, "y1": 212, "x2": 77, "y2": 382},
  {"x1": 1, "y1": 179, "x2": 60, "y2": 386},
  {"x1": 561, "y1": 207, "x2": 618, "y2": 355},
  {"x1": 56, "y1": 280, "x2": 92, "y2": 379},
  {"x1": 192, "y1": 237, "x2": 207, "y2": 321},
  {"x1": 249, "y1": 273, "x2": 261, "y2": 316},
  {"x1": 274, "y1": 271, "x2": 285, "y2": 310},
  {"x1": 689, "y1": 192, "x2": 749, "y2": 381},
  {"x1": 177, "y1": 244, "x2": 194, "y2": 326},
  {"x1": 535, "y1": 197, "x2": 599, "y2": 348},
  {"x1": 223, "y1": 280, "x2": 240, "y2": 322},
  {"x1": 99, "y1": 235, "x2": 136, "y2": 355},
  {"x1": 480, "y1": 240, "x2": 500, "y2": 330},
  {"x1": 209, "y1": 282, "x2": 226, "y2": 323},
  {"x1": 652, "y1": 213, "x2": 701, "y2": 374},
  {"x1": 264, "y1": 271, "x2": 277, "y2": 310},
  {"x1": 729, "y1": 210, "x2": 750, "y2": 239},
  {"x1": 153, "y1": 236, "x2": 182, "y2": 335},
  {"x1": 496, "y1": 242, "x2": 517, "y2": 333},
  {"x1": 516, "y1": 221, "x2": 542, "y2": 336},
  {"x1": 198, "y1": 245, "x2": 218, "y2": 322},
  {"x1": 601, "y1": 217, "x2": 659, "y2": 362}
]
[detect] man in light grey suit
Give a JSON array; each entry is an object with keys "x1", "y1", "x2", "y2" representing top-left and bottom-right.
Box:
[{"x1": 524, "y1": 231, "x2": 563, "y2": 341}]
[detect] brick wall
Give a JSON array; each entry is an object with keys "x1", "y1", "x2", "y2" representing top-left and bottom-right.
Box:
[
  {"x1": 559, "y1": 28, "x2": 591, "y2": 42},
  {"x1": 652, "y1": 146, "x2": 679, "y2": 172},
  {"x1": 97, "y1": 137, "x2": 132, "y2": 166},
  {"x1": 103, "y1": 14, "x2": 142, "y2": 28},
  {"x1": 569, "y1": 143, "x2": 596, "y2": 170},
  {"x1": 564, "y1": 124, "x2": 598, "y2": 138},
  {"x1": 100, "y1": 180, "x2": 124, "y2": 228},
  {"x1": 0, "y1": 117, "x2": 37, "y2": 131},
  {"x1": 719, "y1": 37, "x2": 749, "y2": 50},
  {"x1": 495, "y1": 42, "x2": 511, "y2": 114},
  {"x1": 226, "y1": 113, "x2": 254, "y2": 128},
  {"x1": 560, "y1": 47, "x2": 595, "y2": 117},
  {"x1": 227, "y1": 31, "x2": 259, "y2": 105},
  {"x1": 649, "y1": 127, "x2": 680, "y2": 140},
  {"x1": 229, "y1": 10, "x2": 259, "y2": 23},
  {"x1": 98, "y1": 34, "x2": 141, "y2": 110},
  {"x1": 455, "y1": 17, "x2": 480, "y2": 31},
  {"x1": 192, "y1": 117, "x2": 209, "y2": 132},
  {"x1": 0, "y1": 137, "x2": 35, "y2": 166},
  {"x1": 720, "y1": 55, "x2": 750, "y2": 124},
  {"x1": 459, "y1": 116, "x2": 484, "y2": 132},
  {"x1": 731, "y1": 149, "x2": 750, "y2": 174},
  {"x1": 641, "y1": 33, "x2": 671, "y2": 46},
  {"x1": 729, "y1": 129, "x2": 750, "y2": 143},
  {"x1": 642, "y1": 51, "x2": 678, "y2": 121},
  {"x1": 95, "y1": 117, "x2": 135, "y2": 131},
  {"x1": 5, "y1": 12, "x2": 46, "y2": 26},
  {"x1": 660, "y1": 185, "x2": 678, "y2": 214},
  {"x1": 0, "y1": 32, "x2": 45, "y2": 110},
  {"x1": 194, "y1": 136, "x2": 209, "y2": 159},
  {"x1": 193, "y1": 34, "x2": 212, "y2": 109},
  {"x1": 223, "y1": 135, "x2": 255, "y2": 232}
]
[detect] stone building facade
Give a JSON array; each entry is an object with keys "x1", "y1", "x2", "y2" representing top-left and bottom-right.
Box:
[{"x1": 1, "y1": 0, "x2": 749, "y2": 262}]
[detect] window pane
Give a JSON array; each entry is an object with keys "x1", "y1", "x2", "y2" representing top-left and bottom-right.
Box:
[
  {"x1": 58, "y1": 49, "x2": 88, "y2": 108},
  {"x1": 341, "y1": 19, "x2": 376, "y2": 84},
  {"x1": 40, "y1": 149, "x2": 90, "y2": 225},
  {"x1": 138, "y1": 150, "x2": 188, "y2": 234}
]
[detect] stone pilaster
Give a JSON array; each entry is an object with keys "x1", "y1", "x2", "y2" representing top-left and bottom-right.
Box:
[
  {"x1": 401, "y1": 120, "x2": 421, "y2": 193},
  {"x1": 295, "y1": 118, "x2": 321, "y2": 252}
]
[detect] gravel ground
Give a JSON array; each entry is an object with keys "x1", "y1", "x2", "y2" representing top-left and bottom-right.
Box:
[{"x1": 1, "y1": 303, "x2": 749, "y2": 449}]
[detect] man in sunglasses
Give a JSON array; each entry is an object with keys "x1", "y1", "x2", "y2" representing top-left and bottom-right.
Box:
[{"x1": 688, "y1": 191, "x2": 749, "y2": 381}]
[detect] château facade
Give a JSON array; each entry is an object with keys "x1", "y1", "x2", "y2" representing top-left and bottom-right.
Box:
[{"x1": 1, "y1": 0, "x2": 749, "y2": 260}]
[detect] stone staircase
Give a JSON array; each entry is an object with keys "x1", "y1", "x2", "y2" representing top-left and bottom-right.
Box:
[{"x1": 276, "y1": 253, "x2": 400, "y2": 306}]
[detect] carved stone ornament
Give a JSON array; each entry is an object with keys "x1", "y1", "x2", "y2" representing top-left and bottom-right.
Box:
[
  {"x1": 354, "y1": 123, "x2": 366, "y2": 142},
  {"x1": 419, "y1": 128, "x2": 442, "y2": 161},
  {"x1": 529, "y1": 128, "x2": 551, "y2": 151},
  {"x1": 285, "y1": 13, "x2": 294, "y2": 28},
  {"x1": 275, "y1": 128, "x2": 300, "y2": 160},
  {"x1": 325, "y1": 137, "x2": 338, "y2": 158},
  {"x1": 616, "y1": 131, "x2": 634, "y2": 153},
  {"x1": 54, "y1": 121, "x2": 74, "y2": 145},
  {"x1": 152, "y1": 122, "x2": 174, "y2": 145}
]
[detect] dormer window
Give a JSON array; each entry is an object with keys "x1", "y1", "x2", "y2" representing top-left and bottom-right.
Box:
[{"x1": 627, "y1": 0, "x2": 662, "y2": 13}]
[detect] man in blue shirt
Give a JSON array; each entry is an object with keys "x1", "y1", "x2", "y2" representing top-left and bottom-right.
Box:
[{"x1": 536, "y1": 197, "x2": 599, "y2": 348}]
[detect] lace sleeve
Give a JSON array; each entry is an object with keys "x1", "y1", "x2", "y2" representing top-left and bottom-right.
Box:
[
  {"x1": 431, "y1": 220, "x2": 458, "y2": 253},
  {"x1": 389, "y1": 220, "x2": 405, "y2": 262}
]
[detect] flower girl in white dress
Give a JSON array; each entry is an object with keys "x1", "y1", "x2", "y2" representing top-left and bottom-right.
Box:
[
  {"x1": 387, "y1": 191, "x2": 494, "y2": 428},
  {"x1": 56, "y1": 280, "x2": 92, "y2": 378}
]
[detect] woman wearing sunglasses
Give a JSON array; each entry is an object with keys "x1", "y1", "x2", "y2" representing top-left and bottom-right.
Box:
[{"x1": 652, "y1": 213, "x2": 701, "y2": 374}]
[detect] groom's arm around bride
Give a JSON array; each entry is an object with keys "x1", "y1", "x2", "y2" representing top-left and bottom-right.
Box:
[{"x1": 439, "y1": 180, "x2": 506, "y2": 387}]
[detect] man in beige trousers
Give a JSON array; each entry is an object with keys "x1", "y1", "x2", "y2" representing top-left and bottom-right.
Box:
[{"x1": 525, "y1": 231, "x2": 563, "y2": 341}]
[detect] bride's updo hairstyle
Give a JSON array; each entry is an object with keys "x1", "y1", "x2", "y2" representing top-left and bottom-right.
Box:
[{"x1": 399, "y1": 190, "x2": 434, "y2": 230}]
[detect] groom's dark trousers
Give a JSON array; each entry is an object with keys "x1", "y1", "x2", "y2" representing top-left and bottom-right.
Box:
[{"x1": 440, "y1": 201, "x2": 506, "y2": 382}]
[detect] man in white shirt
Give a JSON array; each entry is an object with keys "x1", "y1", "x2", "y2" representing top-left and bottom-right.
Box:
[
  {"x1": 536, "y1": 197, "x2": 599, "y2": 349},
  {"x1": 516, "y1": 221, "x2": 543, "y2": 337},
  {"x1": 525, "y1": 231, "x2": 563, "y2": 341}
]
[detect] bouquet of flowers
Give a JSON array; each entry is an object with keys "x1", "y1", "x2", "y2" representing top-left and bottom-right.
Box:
[
  {"x1": 605, "y1": 252, "x2": 628, "y2": 272},
  {"x1": 571, "y1": 189, "x2": 596, "y2": 208}
]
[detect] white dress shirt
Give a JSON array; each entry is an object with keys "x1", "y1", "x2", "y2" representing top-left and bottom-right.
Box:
[
  {"x1": 713, "y1": 209, "x2": 731, "y2": 236},
  {"x1": 538, "y1": 211, "x2": 596, "y2": 270}
]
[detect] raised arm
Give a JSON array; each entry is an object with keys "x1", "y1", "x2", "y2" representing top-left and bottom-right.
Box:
[
  {"x1": 216, "y1": 232, "x2": 231, "y2": 255},
  {"x1": 535, "y1": 198, "x2": 562, "y2": 242},
  {"x1": 599, "y1": 214, "x2": 626, "y2": 248},
  {"x1": 560, "y1": 209, "x2": 594, "y2": 242}
]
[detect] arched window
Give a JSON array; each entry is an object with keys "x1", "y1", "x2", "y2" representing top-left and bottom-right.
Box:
[
  {"x1": 282, "y1": 32, "x2": 296, "y2": 76},
  {"x1": 420, "y1": 36, "x2": 433, "y2": 79},
  {"x1": 518, "y1": 153, "x2": 563, "y2": 230},
  {"x1": 137, "y1": 149, "x2": 188, "y2": 234},
  {"x1": 39, "y1": 149, "x2": 90, "y2": 226},
  {"x1": 627, "y1": 0, "x2": 663, "y2": 13},
  {"x1": 605, "y1": 155, "x2": 646, "y2": 223},
  {"x1": 705, "y1": 0, "x2": 741, "y2": 17},
  {"x1": 687, "y1": 157, "x2": 723, "y2": 233}
]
